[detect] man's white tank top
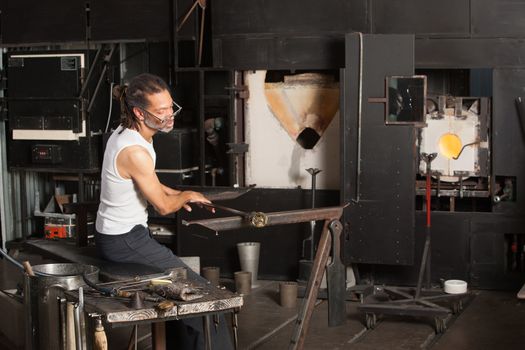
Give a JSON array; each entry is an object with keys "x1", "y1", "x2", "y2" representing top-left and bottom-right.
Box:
[{"x1": 96, "y1": 125, "x2": 156, "y2": 235}]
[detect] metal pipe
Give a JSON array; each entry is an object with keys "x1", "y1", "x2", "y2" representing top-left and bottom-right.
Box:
[
  {"x1": 87, "y1": 44, "x2": 118, "y2": 113},
  {"x1": 415, "y1": 153, "x2": 436, "y2": 299},
  {"x1": 306, "y1": 168, "x2": 321, "y2": 260},
  {"x1": 74, "y1": 287, "x2": 84, "y2": 350},
  {"x1": 66, "y1": 302, "x2": 76, "y2": 350},
  {"x1": 451, "y1": 140, "x2": 481, "y2": 160},
  {"x1": 78, "y1": 47, "x2": 103, "y2": 99},
  {"x1": 24, "y1": 273, "x2": 34, "y2": 350},
  {"x1": 59, "y1": 298, "x2": 67, "y2": 350},
  {"x1": 355, "y1": 32, "x2": 364, "y2": 202},
  {"x1": 168, "y1": 0, "x2": 175, "y2": 85}
]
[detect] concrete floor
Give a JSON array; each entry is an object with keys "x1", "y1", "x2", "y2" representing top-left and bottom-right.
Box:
[
  {"x1": 1, "y1": 248, "x2": 525, "y2": 349},
  {"x1": 237, "y1": 281, "x2": 525, "y2": 350}
]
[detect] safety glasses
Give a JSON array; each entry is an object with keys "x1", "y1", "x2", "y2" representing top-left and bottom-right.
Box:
[{"x1": 140, "y1": 101, "x2": 182, "y2": 126}]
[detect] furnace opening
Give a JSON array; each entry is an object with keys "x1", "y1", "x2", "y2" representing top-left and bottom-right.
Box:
[
  {"x1": 438, "y1": 133, "x2": 462, "y2": 159},
  {"x1": 296, "y1": 127, "x2": 320, "y2": 149}
]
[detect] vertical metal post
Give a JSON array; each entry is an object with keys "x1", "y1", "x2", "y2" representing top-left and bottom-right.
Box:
[
  {"x1": 59, "y1": 297, "x2": 68, "y2": 350},
  {"x1": 151, "y1": 322, "x2": 166, "y2": 350},
  {"x1": 24, "y1": 273, "x2": 35, "y2": 350},
  {"x1": 231, "y1": 308, "x2": 239, "y2": 350},
  {"x1": 203, "y1": 315, "x2": 212, "y2": 350},
  {"x1": 415, "y1": 153, "x2": 436, "y2": 299},
  {"x1": 199, "y1": 70, "x2": 206, "y2": 185},
  {"x1": 306, "y1": 168, "x2": 321, "y2": 260}
]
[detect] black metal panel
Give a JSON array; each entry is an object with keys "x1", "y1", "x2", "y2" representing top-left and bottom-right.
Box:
[
  {"x1": 371, "y1": 0, "x2": 470, "y2": 35},
  {"x1": 213, "y1": 36, "x2": 345, "y2": 70},
  {"x1": 175, "y1": 188, "x2": 339, "y2": 280},
  {"x1": 0, "y1": 0, "x2": 86, "y2": 45},
  {"x1": 153, "y1": 128, "x2": 198, "y2": 170},
  {"x1": 7, "y1": 53, "x2": 84, "y2": 133},
  {"x1": 211, "y1": 0, "x2": 367, "y2": 36},
  {"x1": 356, "y1": 212, "x2": 525, "y2": 290},
  {"x1": 492, "y1": 69, "x2": 525, "y2": 215},
  {"x1": 90, "y1": 0, "x2": 170, "y2": 41},
  {"x1": 415, "y1": 38, "x2": 525, "y2": 68},
  {"x1": 471, "y1": 0, "x2": 525, "y2": 37},
  {"x1": 5, "y1": 50, "x2": 114, "y2": 171},
  {"x1": 8, "y1": 137, "x2": 102, "y2": 171},
  {"x1": 469, "y1": 214, "x2": 525, "y2": 290},
  {"x1": 8, "y1": 55, "x2": 82, "y2": 97},
  {"x1": 379, "y1": 212, "x2": 470, "y2": 285},
  {"x1": 210, "y1": 0, "x2": 366, "y2": 69},
  {"x1": 420, "y1": 212, "x2": 470, "y2": 281},
  {"x1": 153, "y1": 128, "x2": 200, "y2": 186},
  {"x1": 342, "y1": 33, "x2": 416, "y2": 266}
]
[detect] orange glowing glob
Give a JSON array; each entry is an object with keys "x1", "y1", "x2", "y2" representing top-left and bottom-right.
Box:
[{"x1": 438, "y1": 133, "x2": 462, "y2": 159}]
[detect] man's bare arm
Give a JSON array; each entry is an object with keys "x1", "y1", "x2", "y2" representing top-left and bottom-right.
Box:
[
  {"x1": 161, "y1": 184, "x2": 182, "y2": 196},
  {"x1": 117, "y1": 146, "x2": 209, "y2": 215}
]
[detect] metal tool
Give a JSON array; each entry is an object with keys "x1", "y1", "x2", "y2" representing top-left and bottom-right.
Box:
[
  {"x1": 184, "y1": 206, "x2": 346, "y2": 232},
  {"x1": 92, "y1": 314, "x2": 108, "y2": 350},
  {"x1": 197, "y1": 202, "x2": 268, "y2": 228},
  {"x1": 87, "y1": 268, "x2": 185, "y2": 296},
  {"x1": 451, "y1": 140, "x2": 481, "y2": 160}
]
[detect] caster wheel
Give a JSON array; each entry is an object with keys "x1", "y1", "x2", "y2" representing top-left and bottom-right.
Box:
[
  {"x1": 434, "y1": 317, "x2": 446, "y2": 334},
  {"x1": 452, "y1": 302, "x2": 460, "y2": 314},
  {"x1": 365, "y1": 313, "x2": 377, "y2": 329},
  {"x1": 452, "y1": 300, "x2": 464, "y2": 314}
]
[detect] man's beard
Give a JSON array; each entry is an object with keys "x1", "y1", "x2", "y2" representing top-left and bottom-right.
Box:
[{"x1": 144, "y1": 118, "x2": 173, "y2": 133}]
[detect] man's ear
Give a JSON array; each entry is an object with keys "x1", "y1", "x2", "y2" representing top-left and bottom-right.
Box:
[{"x1": 132, "y1": 106, "x2": 145, "y2": 121}]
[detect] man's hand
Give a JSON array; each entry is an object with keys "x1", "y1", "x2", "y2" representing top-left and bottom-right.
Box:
[{"x1": 181, "y1": 191, "x2": 213, "y2": 212}]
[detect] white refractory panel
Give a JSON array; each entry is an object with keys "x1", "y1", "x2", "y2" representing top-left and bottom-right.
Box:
[
  {"x1": 419, "y1": 103, "x2": 486, "y2": 182},
  {"x1": 244, "y1": 71, "x2": 340, "y2": 189}
]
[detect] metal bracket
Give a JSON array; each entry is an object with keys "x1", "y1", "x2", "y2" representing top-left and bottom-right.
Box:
[
  {"x1": 225, "y1": 85, "x2": 249, "y2": 99},
  {"x1": 226, "y1": 142, "x2": 249, "y2": 154}
]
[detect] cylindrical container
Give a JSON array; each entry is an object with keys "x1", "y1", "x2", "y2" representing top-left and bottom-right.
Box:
[
  {"x1": 234, "y1": 271, "x2": 252, "y2": 295},
  {"x1": 202, "y1": 266, "x2": 220, "y2": 287},
  {"x1": 237, "y1": 242, "x2": 260, "y2": 287},
  {"x1": 279, "y1": 281, "x2": 298, "y2": 308},
  {"x1": 26, "y1": 263, "x2": 99, "y2": 350},
  {"x1": 444, "y1": 279, "x2": 468, "y2": 294}
]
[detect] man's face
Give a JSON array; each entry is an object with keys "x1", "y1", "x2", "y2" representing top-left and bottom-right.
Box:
[{"x1": 142, "y1": 90, "x2": 176, "y2": 133}]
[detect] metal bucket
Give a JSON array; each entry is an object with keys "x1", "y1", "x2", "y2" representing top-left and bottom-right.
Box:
[{"x1": 24, "y1": 263, "x2": 99, "y2": 350}]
